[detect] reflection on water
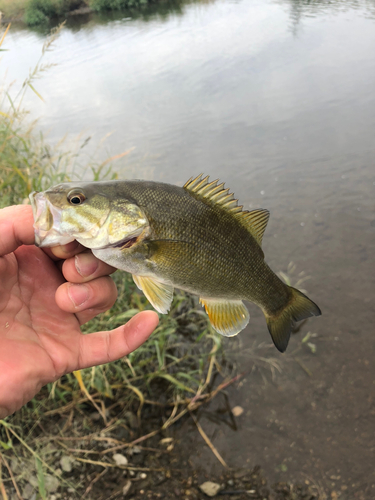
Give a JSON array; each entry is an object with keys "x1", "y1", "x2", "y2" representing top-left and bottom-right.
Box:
[{"x1": 281, "y1": 0, "x2": 375, "y2": 34}]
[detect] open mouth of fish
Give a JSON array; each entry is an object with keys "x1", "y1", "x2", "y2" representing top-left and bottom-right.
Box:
[{"x1": 30, "y1": 192, "x2": 75, "y2": 247}]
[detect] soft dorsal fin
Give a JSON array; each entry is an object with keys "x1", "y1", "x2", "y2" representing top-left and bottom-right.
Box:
[
  {"x1": 240, "y1": 208, "x2": 270, "y2": 247},
  {"x1": 184, "y1": 174, "x2": 270, "y2": 247}
]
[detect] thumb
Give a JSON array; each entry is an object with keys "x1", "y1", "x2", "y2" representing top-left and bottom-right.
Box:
[
  {"x1": 0, "y1": 205, "x2": 35, "y2": 256},
  {"x1": 76, "y1": 310, "x2": 159, "y2": 370}
]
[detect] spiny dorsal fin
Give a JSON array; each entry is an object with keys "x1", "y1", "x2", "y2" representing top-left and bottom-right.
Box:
[
  {"x1": 184, "y1": 174, "x2": 238, "y2": 209},
  {"x1": 184, "y1": 174, "x2": 270, "y2": 247}
]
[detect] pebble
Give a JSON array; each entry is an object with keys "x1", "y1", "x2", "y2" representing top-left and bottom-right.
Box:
[
  {"x1": 199, "y1": 481, "x2": 221, "y2": 497},
  {"x1": 113, "y1": 453, "x2": 129, "y2": 466},
  {"x1": 232, "y1": 406, "x2": 244, "y2": 417},
  {"x1": 44, "y1": 475, "x2": 59, "y2": 493},
  {"x1": 60, "y1": 455, "x2": 73, "y2": 473}
]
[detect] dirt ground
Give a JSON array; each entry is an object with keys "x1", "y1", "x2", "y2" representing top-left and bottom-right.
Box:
[{"x1": 167, "y1": 187, "x2": 375, "y2": 500}]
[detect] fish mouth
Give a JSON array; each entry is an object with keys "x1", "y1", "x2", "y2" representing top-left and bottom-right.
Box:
[{"x1": 29, "y1": 192, "x2": 75, "y2": 247}]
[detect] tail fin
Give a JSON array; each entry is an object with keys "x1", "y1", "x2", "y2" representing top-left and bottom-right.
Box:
[{"x1": 264, "y1": 287, "x2": 321, "y2": 353}]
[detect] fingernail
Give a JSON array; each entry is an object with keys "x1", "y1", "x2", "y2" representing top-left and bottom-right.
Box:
[
  {"x1": 68, "y1": 284, "x2": 90, "y2": 307},
  {"x1": 75, "y1": 253, "x2": 99, "y2": 277}
]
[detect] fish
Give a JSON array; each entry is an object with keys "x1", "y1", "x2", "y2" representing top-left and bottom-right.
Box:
[{"x1": 29, "y1": 174, "x2": 321, "y2": 352}]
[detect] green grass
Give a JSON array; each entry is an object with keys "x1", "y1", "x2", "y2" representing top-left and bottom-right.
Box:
[
  {"x1": 0, "y1": 23, "x2": 231, "y2": 499},
  {"x1": 0, "y1": 24, "x2": 77, "y2": 206},
  {"x1": 24, "y1": 0, "x2": 87, "y2": 25},
  {"x1": 90, "y1": 0, "x2": 150, "y2": 11}
]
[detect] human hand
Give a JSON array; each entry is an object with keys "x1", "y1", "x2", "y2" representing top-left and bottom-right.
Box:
[{"x1": 0, "y1": 205, "x2": 159, "y2": 418}]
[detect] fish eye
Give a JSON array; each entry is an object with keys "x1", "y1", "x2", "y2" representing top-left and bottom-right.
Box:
[{"x1": 68, "y1": 191, "x2": 86, "y2": 205}]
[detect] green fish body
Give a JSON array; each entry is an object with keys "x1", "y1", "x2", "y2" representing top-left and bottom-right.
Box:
[{"x1": 30, "y1": 174, "x2": 321, "y2": 352}]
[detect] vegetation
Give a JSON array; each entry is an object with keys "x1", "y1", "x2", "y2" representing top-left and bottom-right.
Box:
[
  {"x1": 0, "y1": 23, "x2": 236, "y2": 499},
  {"x1": 24, "y1": 0, "x2": 83, "y2": 26},
  {"x1": 0, "y1": 0, "x2": 160, "y2": 26}
]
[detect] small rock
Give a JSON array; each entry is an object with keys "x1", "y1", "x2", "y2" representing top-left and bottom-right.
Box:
[
  {"x1": 60, "y1": 456, "x2": 73, "y2": 473},
  {"x1": 28, "y1": 476, "x2": 39, "y2": 489},
  {"x1": 21, "y1": 483, "x2": 34, "y2": 500},
  {"x1": 199, "y1": 481, "x2": 221, "y2": 497},
  {"x1": 124, "y1": 411, "x2": 138, "y2": 429},
  {"x1": 232, "y1": 406, "x2": 244, "y2": 417},
  {"x1": 113, "y1": 453, "x2": 128, "y2": 466},
  {"x1": 45, "y1": 475, "x2": 59, "y2": 493},
  {"x1": 122, "y1": 480, "x2": 132, "y2": 496},
  {"x1": 139, "y1": 473, "x2": 147, "y2": 479}
]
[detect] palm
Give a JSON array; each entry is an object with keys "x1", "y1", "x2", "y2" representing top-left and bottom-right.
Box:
[{"x1": 0, "y1": 246, "x2": 81, "y2": 414}]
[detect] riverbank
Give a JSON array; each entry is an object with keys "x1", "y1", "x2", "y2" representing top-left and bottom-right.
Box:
[{"x1": 0, "y1": 0, "x2": 155, "y2": 25}]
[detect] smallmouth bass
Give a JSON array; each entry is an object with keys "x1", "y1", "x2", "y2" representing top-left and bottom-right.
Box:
[{"x1": 29, "y1": 174, "x2": 321, "y2": 352}]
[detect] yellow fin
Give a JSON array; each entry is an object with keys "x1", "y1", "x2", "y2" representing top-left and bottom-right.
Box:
[
  {"x1": 184, "y1": 174, "x2": 237, "y2": 208},
  {"x1": 132, "y1": 275, "x2": 174, "y2": 314},
  {"x1": 199, "y1": 298, "x2": 250, "y2": 337},
  {"x1": 184, "y1": 174, "x2": 270, "y2": 247}
]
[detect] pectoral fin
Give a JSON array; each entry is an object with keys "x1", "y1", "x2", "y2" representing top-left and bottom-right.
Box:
[
  {"x1": 199, "y1": 298, "x2": 250, "y2": 337},
  {"x1": 132, "y1": 275, "x2": 174, "y2": 314}
]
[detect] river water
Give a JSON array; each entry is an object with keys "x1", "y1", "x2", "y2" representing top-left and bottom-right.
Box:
[{"x1": 3, "y1": 0, "x2": 375, "y2": 496}]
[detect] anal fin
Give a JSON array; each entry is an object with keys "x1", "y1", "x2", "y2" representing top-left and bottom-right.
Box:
[
  {"x1": 199, "y1": 298, "x2": 250, "y2": 337},
  {"x1": 132, "y1": 275, "x2": 174, "y2": 314}
]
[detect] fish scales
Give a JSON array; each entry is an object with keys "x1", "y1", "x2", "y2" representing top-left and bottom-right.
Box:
[
  {"x1": 29, "y1": 175, "x2": 321, "y2": 352},
  {"x1": 110, "y1": 181, "x2": 277, "y2": 303}
]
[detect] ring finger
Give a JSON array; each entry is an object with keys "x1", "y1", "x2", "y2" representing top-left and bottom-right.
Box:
[{"x1": 55, "y1": 276, "x2": 118, "y2": 325}]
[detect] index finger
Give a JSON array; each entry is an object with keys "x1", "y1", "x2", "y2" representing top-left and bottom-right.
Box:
[
  {"x1": 0, "y1": 205, "x2": 35, "y2": 256},
  {"x1": 44, "y1": 241, "x2": 86, "y2": 261}
]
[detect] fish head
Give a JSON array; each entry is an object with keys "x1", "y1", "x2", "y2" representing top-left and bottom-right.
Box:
[{"x1": 29, "y1": 182, "x2": 150, "y2": 249}]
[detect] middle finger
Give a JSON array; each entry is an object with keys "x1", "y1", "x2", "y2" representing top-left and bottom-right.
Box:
[{"x1": 62, "y1": 251, "x2": 117, "y2": 283}]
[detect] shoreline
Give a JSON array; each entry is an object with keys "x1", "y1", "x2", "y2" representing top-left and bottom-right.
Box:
[{"x1": 0, "y1": 1, "x2": 129, "y2": 26}]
